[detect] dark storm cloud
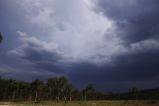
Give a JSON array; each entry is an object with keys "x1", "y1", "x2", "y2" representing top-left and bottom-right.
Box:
[
  {"x1": 22, "y1": 48, "x2": 63, "y2": 73},
  {"x1": 70, "y1": 49, "x2": 159, "y2": 84},
  {"x1": 97, "y1": 0, "x2": 159, "y2": 43},
  {"x1": 15, "y1": 37, "x2": 69, "y2": 74},
  {"x1": 1, "y1": 0, "x2": 159, "y2": 91}
]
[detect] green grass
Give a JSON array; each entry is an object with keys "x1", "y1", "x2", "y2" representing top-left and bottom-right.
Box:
[{"x1": 0, "y1": 100, "x2": 159, "y2": 106}]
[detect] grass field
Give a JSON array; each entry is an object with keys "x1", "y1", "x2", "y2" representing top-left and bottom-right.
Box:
[{"x1": 0, "y1": 100, "x2": 159, "y2": 106}]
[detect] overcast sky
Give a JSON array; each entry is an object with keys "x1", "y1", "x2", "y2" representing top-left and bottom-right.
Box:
[{"x1": 0, "y1": 0, "x2": 159, "y2": 92}]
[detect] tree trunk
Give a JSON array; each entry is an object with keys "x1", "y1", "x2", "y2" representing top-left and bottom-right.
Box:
[
  {"x1": 69, "y1": 93, "x2": 72, "y2": 101},
  {"x1": 35, "y1": 91, "x2": 38, "y2": 102},
  {"x1": 64, "y1": 96, "x2": 67, "y2": 103},
  {"x1": 56, "y1": 96, "x2": 59, "y2": 102},
  {"x1": 12, "y1": 91, "x2": 15, "y2": 101},
  {"x1": 84, "y1": 93, "x2": 87, "y2": 101},
  {"x1": 69, "y1": 96, "x2": 72, "y2": 101}
]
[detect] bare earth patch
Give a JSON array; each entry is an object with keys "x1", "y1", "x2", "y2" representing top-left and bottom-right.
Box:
[{"x1": 0, "y1": 102, "x2": 14, "y2": 106}]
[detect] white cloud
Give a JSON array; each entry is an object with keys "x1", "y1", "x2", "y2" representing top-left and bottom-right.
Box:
[
  {"x1": 10, "y1": 31, "x2": 60, "y2": 57},
  {"x1": 130, "y1": 39, "x2": 159, "y2": 53},
  {"x1": 13, "y1": 0, "x2": 159, "y2": 65},
  {"x1": 13, "y1": 0, "x2": 125, "y2": 65},
  {"x1": 0, "y1": 65, "x2": 13, "y2": 74}
]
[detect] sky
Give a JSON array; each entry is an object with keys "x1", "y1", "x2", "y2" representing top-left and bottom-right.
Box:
[{"x1": 0, "y1": 0, "x2": 159, "y2": 92}]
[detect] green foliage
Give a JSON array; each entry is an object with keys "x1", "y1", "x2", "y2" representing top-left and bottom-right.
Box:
[{"x1": 0, "y1": 77, "x2": 159, "y2": 101}]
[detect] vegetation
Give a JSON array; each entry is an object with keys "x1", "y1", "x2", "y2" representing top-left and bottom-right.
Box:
[
  {"x1": 0, "y1": 100, "x2": 159, "y2": 106},
  {"x1": 0, "y1": 76, "x2": 159, "y2": 102}
]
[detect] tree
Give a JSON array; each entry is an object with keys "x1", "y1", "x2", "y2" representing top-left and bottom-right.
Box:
[
  {"x1": 17, "y1": 81, "x2": 30, "y2": 101},
  {"x1": 63, "y1": 83, "x2": 75, "y2": 102},
  {"x1": 8, "y1": 80, "x2": 19, "y2": 101},
  {"x1": 47, "y1": 76, "x2": 75, "y2": 102},
  {"x1": 57, "y1": 76, "x2": 69, "y2": 102},
  {"x1": 0, "y1": 32, "x2": 3, "y2": 44},
  {"x1": 31, "y1": 79, "x2": 44, "y2": 102},
  {"x1": 82, "y1": 84, "x2": 95, "y2": 101},
  {"x1": 47, "y1": 77, "x2": 58, "y2": 100},
  {"x1": 129, "y1": 87, "x2": 139, "y2": 100}
]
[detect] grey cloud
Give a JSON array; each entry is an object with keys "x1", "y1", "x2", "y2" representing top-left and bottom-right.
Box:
[
  {"x1": 1, "y1": 0, "x2": 159, "y2": 91},
  {"x1": 96, "y1": 0, "x2": 159, "y2": 43},
  {"x1": 22, "y1": 47, "x2": 65, "y2": 74},
  {"x1": 8, "y1": 31, "x2": 67, "y2": 74},
  {"x1": 69, "y1": 50, "x2": 159, "y2": 88}
]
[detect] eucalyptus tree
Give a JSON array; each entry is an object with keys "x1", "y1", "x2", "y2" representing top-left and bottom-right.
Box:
[
  {"x1": 31, "y1": 79, "x2": 44, "y2": 102},
  {"x1": 17, "y1": 81, "x2": 30, "y2": 100},
  {"x1": 57, "y1": 76, "x2": 68, "y2": 102},
  {"x1": 47, "y1": 77, "x2": 58, "y2": 100},
  {"x1": 0, "y1": 79, "x2": 8, "y2": 100},
  {"x1": 82, "y1": 84, "x2": 95, "y2": 101},
  {"x1": 129, "y1": 87, "x2": 139, "y2": 100},
  {"x1": 8, "y1": 79, "x2": 19, "y2": 101},
  {"x1": 47, "y1": 76, "x2": 74, "y2": 102},
  {"x1": 63, "y1": 83, "x2": 75, "y2": 102}
]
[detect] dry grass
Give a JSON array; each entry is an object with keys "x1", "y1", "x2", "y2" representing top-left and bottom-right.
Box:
[{"x1": 0, "y1": 100, "x2": 159, "y2": 106}]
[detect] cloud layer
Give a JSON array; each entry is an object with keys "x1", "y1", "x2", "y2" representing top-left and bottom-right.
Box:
[
  {"x1": 13, "y1": 0, "x2": 127, "y2": 64},
  {"x1": 1, "y1": 0, "x2": 159, "y2": 91}
]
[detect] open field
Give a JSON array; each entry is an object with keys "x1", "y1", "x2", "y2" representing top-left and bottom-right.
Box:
[{"x1": 0, "y1": 101, "x2": 159, "y2": 106}]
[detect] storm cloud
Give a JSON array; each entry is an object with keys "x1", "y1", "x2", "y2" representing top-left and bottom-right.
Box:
[
  {"x1": 0, "y1": 0, "x2": 159, "y2": 91},
  {"x1": 96, "y1": 0, "x2": 159, "y2": 43}
]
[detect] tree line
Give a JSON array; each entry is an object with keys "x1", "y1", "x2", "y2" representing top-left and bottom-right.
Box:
[
  {"x1": 0, "y1": 76, "x2": 159, "y2": 102},
  {"x1": 0, "y1": 76, "x2": 96, "y2": 102}
]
